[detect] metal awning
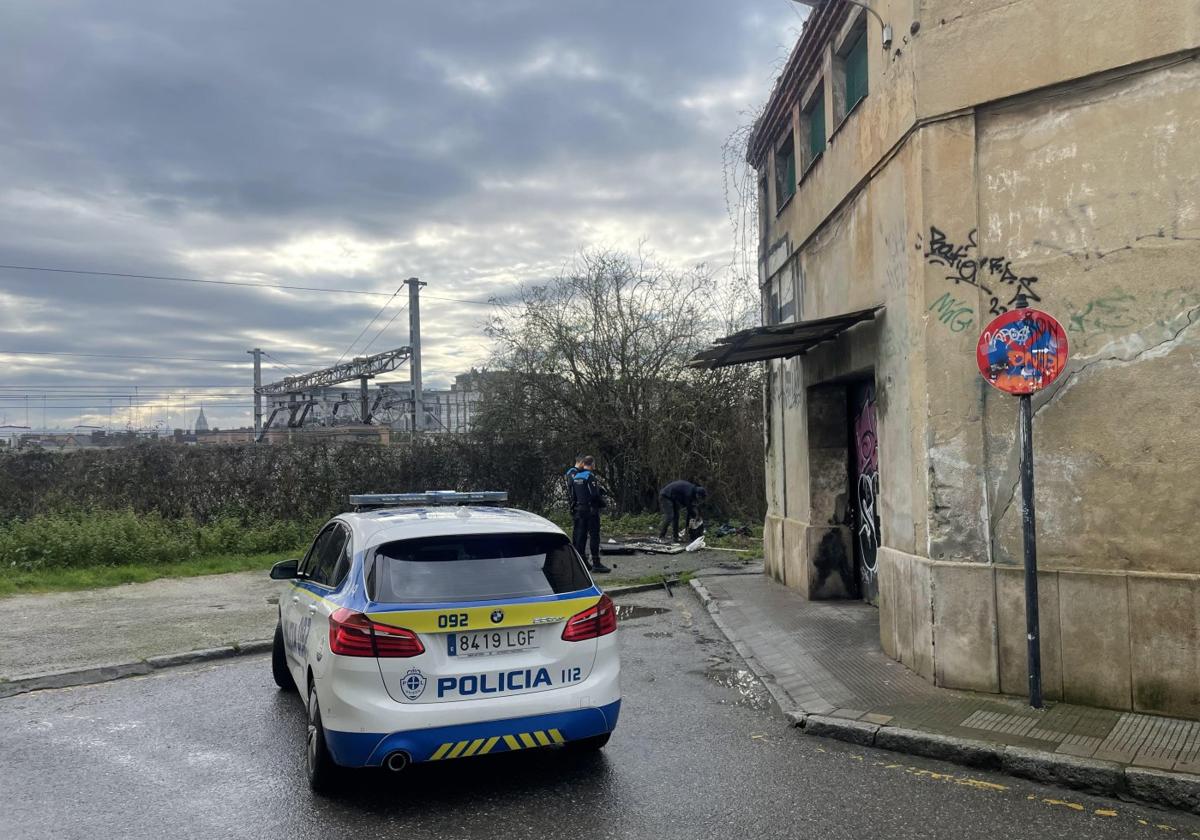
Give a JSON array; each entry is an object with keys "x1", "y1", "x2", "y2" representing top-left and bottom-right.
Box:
[{"x1": 689, "y1": 305, "x2": 883, "y2": 370}]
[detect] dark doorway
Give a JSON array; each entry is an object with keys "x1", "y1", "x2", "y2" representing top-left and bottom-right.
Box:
[{"x1": 848, "y1": 379, "x2": 881, "y2": 605}]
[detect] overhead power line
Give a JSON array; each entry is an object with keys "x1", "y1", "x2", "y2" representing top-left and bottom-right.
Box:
[
  {"x1": 0, "y1": 263, "x2": 500, "y2": 306},
  {"x1": 6, "y1": 403, "x2": 259, "y2": 410},
  {"x1": 0, "y1": 349, "x2": 324, "y2": 365},
  {"x1": 337, "y1": 285, "x2": 404, "y2": 365},
  {"x1": 361, "y1": 302, "x2": 409, "y2": 356},
  {"x1": 0, "y1": 384, "x2": 251, "y2": 389},
  {"x1": 0, "y1": 263, "x2": 394, "y2": 298}
]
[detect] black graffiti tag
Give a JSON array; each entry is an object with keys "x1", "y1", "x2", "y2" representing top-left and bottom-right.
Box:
[{"x1": 924, "y1": 226, "x2": 1041, "y2": 315}]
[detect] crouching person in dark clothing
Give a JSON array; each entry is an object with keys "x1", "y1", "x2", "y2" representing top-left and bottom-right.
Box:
[
  {"x1": 571, "y1": 456, "x2": 611, "y2": 573},
  {"x1": 658, "y1": 480, "x2": 707, "y2": 543}
]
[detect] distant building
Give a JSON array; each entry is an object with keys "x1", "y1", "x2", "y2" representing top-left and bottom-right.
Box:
[
  {"x1": 391, "y1": 371, "x2": 483, "y2": 433},
  {"x1": 193, "y1": 406, "x2": 209, "y2": 433}
]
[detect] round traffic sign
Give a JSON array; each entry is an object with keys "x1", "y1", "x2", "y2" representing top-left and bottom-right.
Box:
[{"x1": 976, "y1": 308, "x2": 1068, "y2": 395}]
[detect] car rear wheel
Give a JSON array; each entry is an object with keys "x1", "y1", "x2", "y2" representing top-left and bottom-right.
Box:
[
  {"x1": 306, "y1": 682, "x2": 338, "y2": 793},
  {"x1": 567, "y1": 732, "x2": 611, "y2": 752},
  {"x1": 271, "y1": 623, "x2": 295, "y2": 691}
]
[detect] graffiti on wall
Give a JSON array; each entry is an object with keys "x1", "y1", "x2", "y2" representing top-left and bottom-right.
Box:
[
  {"x1": 1064, "y1": 292, "x2": 1137, "y2": 334},
  {"x1": 928, "y1": 291, "x2": 975, "y2": 332},
  {"x1": 851, "y1": 382, "x2": 880, "y2": 604},
  {"x1": 921, "y1": 226, "x2": 1041, "y2": 316}
]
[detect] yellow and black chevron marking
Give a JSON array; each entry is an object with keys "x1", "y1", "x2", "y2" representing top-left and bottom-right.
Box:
[{"x1": 428, "y1": 728, "x2": 566, "y2": 761}]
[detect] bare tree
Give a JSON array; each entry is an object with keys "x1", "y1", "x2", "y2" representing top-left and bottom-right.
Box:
[{"x1": 479, "y1": 249, "x2": 764, "y2": 518}]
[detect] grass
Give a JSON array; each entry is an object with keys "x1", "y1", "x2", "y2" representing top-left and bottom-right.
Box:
[
  {"x1": 0, "y1": 550, "x2": 294, "y2": 597},
  {"x1": 0, "y1": 506, "x2": 765, "y2": 597}
]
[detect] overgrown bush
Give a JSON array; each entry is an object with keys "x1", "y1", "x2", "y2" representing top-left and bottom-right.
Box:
[
  {"x1": 0, "y1": 434, "x2": 555, "y2": 525},
  {"x1": 0, "y1": 510, "x2": 316, "y2": 571}
]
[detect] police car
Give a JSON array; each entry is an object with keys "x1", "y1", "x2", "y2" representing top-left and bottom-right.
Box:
[{"x1": 269, "y1": 491, "x2": 620, "y2": 791}]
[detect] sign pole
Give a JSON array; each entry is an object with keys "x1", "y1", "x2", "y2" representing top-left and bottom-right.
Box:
[
  {"x1": 1012, "y1": 294, "x2": 1043, "y2": 709},
  {"x1": 1018, "y1": 387, "x2": 1043, "y2": 709},
  {"x1": 978, "y1": 293, "x2": 1065, "y2": 710}
]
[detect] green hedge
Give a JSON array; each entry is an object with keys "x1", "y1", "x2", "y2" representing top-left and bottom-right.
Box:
[{"x1": 0, "y1": 510, "x2": 317, "y2": 571}]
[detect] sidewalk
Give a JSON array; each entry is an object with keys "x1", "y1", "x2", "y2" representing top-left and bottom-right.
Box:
[{"x1": 693, "y1": 572, "x2": 1200, "y2": 812}]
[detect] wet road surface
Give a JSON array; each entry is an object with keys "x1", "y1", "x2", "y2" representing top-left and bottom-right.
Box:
[{"x1": 3, "y1": 588, "x2": 1197, "y2": 840}]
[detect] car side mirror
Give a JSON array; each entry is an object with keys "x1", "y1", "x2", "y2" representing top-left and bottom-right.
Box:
[{"x1": 270, "y1": 558, "x2": 300, "y2": 580}]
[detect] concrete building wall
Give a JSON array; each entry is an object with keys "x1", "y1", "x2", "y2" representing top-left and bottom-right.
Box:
[{"x1": 752, "y1": 0, "x2": 1200, "y2": 717}]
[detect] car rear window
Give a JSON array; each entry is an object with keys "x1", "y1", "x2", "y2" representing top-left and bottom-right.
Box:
[{"x1": 367, "y1": 532, "x2": 593, "y2": 604}]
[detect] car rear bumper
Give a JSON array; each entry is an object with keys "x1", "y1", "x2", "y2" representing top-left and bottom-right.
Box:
[
  {"x1": 324, "y1": 699, "x2": 621, "y2": 767},
  {"x1": 316, "y1": 634, "x2": 620, "y2": 767}
]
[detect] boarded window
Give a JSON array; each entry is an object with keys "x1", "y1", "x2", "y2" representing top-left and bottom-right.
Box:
[
  {"x1": 774, "y1": 134, "x2": 796, "y2": 209},
  {"x1": 844, "y1": 30, "x2": 868, "y2": 113}
]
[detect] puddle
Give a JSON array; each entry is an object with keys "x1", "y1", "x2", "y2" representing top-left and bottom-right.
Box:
[
  {"x1": 615, "y1": 604, "x2": 670, "y2": 621},
  {"x1": 705, "y1": 667, "x2": 772, "y2": 710}
]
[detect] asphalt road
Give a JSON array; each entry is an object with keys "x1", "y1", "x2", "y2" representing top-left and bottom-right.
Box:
[{"x1": 2, "y1": 589, "x2": 1196, "y2": 840}]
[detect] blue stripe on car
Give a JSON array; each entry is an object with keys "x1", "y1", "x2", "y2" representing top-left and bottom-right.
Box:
[{"x1": 322, "y1": 700, "x2": 621, "y2": 767}]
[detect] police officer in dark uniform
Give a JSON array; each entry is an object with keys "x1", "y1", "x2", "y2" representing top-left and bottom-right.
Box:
[
  {"x1": 564, "y1": 455, "x2": 585, "y2": 515},
  {"x1": 571, "y1": 456, "x2": 611, "y2": 573},
  {"x1": 657, "y1": 479, "x2": 708, "y2": 543}
]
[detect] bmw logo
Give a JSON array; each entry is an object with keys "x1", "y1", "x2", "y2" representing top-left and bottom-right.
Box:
[{"x1": 490, "y1": 609, "x2": 504, "y2": 624}]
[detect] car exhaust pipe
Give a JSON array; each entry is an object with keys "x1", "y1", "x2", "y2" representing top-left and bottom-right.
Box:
[{"x1": 384, "y1": 751, "x2": 410, "y2": 772}]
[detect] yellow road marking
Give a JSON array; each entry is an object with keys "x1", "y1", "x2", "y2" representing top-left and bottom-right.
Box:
[
  {"x1": 519, "y1": 732, "x2": 537, "y2": 748},
  {"x1": 1041, "y1": 798, "x2": 1084, "y2": 811},
  {"x1": 1094, "y1": 809, "x2": 1118, "y2": 818},
  {"x1": 533, "y1": 730, "x2": 551, "y2": 747},
  {"x1": 503, "y1": 735, "x2": 521, "y2": 751},
  {"x1": 463, "y1": 738, "x2": 486, "y2": 757},
  {"x1": 904, "y1": 767, "x2": 1007, "y2": 792},
  {"x1": 549, "y1": 729, "x2": 565, "y2": 744},
  {"x1": 430, "y1": 743, "x2": 452, "y2": 761},
  {"x1": 479, "y1": 736, "x2": 500, "y2": 755}
]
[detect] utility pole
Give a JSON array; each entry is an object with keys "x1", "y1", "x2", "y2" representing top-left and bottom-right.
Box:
[
  {"x1": 405, "y1": 277, "x2": 426, "y2": 431},
  {"x1": 248, "y1": 348, "x2": 263, "y2": 438},
  {"x1": 360, "y1": 375, "x2": 371, "y2": 424}
]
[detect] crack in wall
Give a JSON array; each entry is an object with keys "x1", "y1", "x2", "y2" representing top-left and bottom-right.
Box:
[{"x1": 987, "y1": 303, "x2": 1200, "y2": 547}]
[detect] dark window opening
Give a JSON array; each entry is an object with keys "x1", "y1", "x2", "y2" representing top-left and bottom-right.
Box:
[
  {"x1": 774, "y1": 134, "x2": 796, "y2": 210},
  {"x1": 806, "y1": 89, "x2": 826, "y2": 165}
]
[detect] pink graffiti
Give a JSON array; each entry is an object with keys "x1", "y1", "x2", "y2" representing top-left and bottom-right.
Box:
[{"x1": 854, "y1": 394, "x2": 878, "y2": 476}]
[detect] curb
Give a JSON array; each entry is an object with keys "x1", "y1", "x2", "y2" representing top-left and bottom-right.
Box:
[
  {"x1": 0, "y1": 639, "x2": 273, "y2": 699},
  {"x1": 689, "y1": 575, "x2": 1200, "y2": 816},
  {"x1": 689, "y1": 578, "x2": 796, "y2": 714}
]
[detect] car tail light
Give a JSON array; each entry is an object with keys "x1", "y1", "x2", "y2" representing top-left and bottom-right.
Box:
[
  {"x1": 329, "y1": 608, "x2": 424, "y2": 658},
  {"x1": 561, "y1": 594, "x2": 617, "y2": 641}
]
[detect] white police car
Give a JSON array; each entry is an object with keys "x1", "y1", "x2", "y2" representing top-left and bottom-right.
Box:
[{"x1": 269, "y1": 491, "x2": 620, "y2": 791}]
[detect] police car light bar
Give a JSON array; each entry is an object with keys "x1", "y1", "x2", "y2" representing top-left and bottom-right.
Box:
[{"x1": 349, "y1": 491, "x2": 508, "y2": 509}]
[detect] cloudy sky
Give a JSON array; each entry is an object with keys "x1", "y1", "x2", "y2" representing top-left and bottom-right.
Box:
[{"x1": 0, "y1": 0, "x2": 801, "y2": 432}]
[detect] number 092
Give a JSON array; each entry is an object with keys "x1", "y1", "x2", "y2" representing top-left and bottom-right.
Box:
[{"x1": 438, "y1": 612, "x2": 469, "y2": 629}]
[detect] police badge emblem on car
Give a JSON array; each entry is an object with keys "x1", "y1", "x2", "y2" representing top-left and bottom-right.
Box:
[{"x1": 401, "y1": 668, "x2": 427, "y2": 700}]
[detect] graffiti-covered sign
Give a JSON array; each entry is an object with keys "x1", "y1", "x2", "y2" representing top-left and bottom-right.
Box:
[{"x1": 976, "y1": 308, "x2": 1068, "y2": 395}]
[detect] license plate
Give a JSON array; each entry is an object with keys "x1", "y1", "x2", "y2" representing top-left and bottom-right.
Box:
[{"x1": 448, "y1": 628, "x2": 538, "y2": 657}]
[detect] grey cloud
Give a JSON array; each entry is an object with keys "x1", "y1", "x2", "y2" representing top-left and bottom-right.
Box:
[{"x1": 0, "y1": 0, "x2": 796, "y2": 429}]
